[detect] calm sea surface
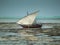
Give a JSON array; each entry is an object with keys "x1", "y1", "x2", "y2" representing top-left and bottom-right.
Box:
[{"x1": 0, "y1": 19, "x2": 60, "y2": 23}]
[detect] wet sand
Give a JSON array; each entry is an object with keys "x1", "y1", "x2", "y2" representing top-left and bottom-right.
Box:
[{"x1": 0, "y1": 23, "x2": 60, "y2": 45}]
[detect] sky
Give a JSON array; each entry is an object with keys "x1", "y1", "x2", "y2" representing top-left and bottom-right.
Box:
[{"x1": 0, "y1": 0, "x2": 60, "y2": 19}]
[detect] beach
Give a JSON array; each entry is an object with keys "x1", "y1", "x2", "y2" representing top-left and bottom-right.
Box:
[{"x1": 0, "y1": 20, "x2": 60, "y2": 45}]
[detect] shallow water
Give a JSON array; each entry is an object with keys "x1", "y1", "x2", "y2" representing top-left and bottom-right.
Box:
[
  {"x1": 0, "y1": 23, "x2": 60, "y2": 45},
  {"x1": 0, "y1": 31, "x2": 60, "y2": 45}
]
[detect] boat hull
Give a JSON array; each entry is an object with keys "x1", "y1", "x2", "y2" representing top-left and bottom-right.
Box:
[{"x1": 20, "y1": 24, "x2": 42, "y2": 28}]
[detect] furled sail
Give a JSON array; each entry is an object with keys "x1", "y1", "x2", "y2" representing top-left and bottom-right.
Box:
[{"x1": 17, "y1": 11, "x2": 39, "y2": 25}]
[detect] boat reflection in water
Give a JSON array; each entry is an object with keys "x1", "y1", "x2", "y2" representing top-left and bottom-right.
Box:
[{"x1": 0, "y1": 27, "x2": 60, "y2": 45}]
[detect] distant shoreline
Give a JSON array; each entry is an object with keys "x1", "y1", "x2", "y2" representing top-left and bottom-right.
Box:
[
  {"x1": 0, "y1": 18, "x2": 60, "y2": 20},
  {"x1": 0, "y1": 19, "x2": 60, "y2": 23}
]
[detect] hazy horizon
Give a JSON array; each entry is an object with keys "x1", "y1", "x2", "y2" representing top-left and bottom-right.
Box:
[{"x1": 0, "y1": 0, "x2": 60, "y2": 19}]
